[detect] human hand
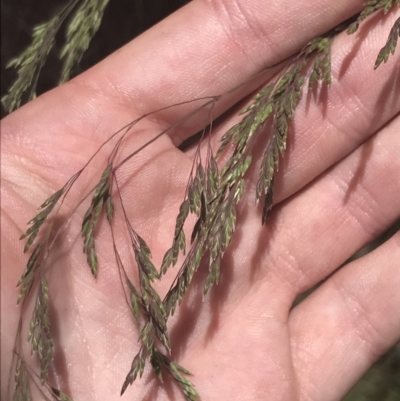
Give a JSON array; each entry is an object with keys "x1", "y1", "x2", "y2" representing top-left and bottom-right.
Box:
[{"x1": 1, "y1": 1, "x2": 399, "y2": 400}]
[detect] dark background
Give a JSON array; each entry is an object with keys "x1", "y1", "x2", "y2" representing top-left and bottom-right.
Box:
[{"x1": 1, "y1": 0, "x2": 399, "y2": 399}]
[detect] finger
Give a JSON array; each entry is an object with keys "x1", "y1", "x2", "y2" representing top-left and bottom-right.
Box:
[
  {"x1": 226, "y1": 111, "x2": 400, "y2": 303},
  {"x1": 2, "y1": 0, "x2": 367, "y2": 166},
  {"x1": 170, "y1": 112, "x2": 400, "y2": 353},
  {"x1": 4, "y1": 6, "x2": 398, "y2": 248},
  {"x1": 289, "y1": 231, "x2": 400, "y2": 401},
  {"x1": 204, "y1": 9, "x2": 400, "y2": 206},
  {"x1": 0, "y1": 0, "x2": 373, "y2": 259},
  {"x1": 70, "y1": 0, "x2": 366, "y2": 130},
  {"x1": 191, "y1": 11, "x2": 400, "y2": 312}
]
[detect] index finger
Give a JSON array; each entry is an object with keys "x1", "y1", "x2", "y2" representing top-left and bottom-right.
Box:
[{"x1": 3, "y1": 0, "x2": 365, "y2": 146}]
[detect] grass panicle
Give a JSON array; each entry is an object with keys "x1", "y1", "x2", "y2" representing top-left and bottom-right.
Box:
[
  {"x1": 81, "y1": 164, "x2": 113, "y2": 277},
  {"x1": 1, "y1": 0, "x2": 112, "y2": 112},
  {"x1": 13, "y1": 357, "x2": 31, "y2": 401},
  {"x1": 1, "y1": 0, "x2": 81, "y2": 113},
  {"x1": 59, "y1": 0, "x2": 110, "y2": 83},
  {"x1": 27, "y1": 276, "x2": 54, "y2": 384},
  {"x1": 120, "y1": 7, "x2": 400, "y2": 392},
  {"x1": 20, "y1": 171, "x2": 81, "y2": 255},
  {"x1": 114, "y1": 244, "x2": 145, "y2": 323},
  {"x1": 347, "y1": 0, "x2": 400, "y2": 70},
  {"x1": 347, "y1": 0, "x2": 400, "y2": 34},
  {"x1": 1, "y1": 16, "x2": 60, "y2": 113},
  {"x1": 123, "y1": 214, "x2": 168, "y2": 349},
  {"x1": 250, "y1": 35, "x2": 334, "y2": 222},
  {"x1": 10, "y1": 3, "x2": 400, "y2": 401},
  {"x1": 16, "y1": 244, "x2": 42, "y2": 305},
  {"x1": 123, "y1": 343, "x2": 199, "y2": 401},
  {"x1": 160, "y1": 199, "x2": 190, "y2": 275},
  {"x1": 151, "y1": 350, "x2": 199, "y2": 401},
  {"x1": 20, "y1": 190, "x2": 64, "y2": 253},
  {"x1": 121, "y1": 344, "x2": 151, "y2": 396},
  {"x1": 13, "y1": 172, "x2": 82, "y2": 400},
  {"x1": 13, "y1": 354, "x2": 74, "y2": 401},
  {"x1": 375, "y1": 16, "x2": 400, "y2": 68}
]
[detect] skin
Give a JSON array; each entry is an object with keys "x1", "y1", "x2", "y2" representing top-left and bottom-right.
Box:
[{"x1": 1, "y1": 1, "x2": 399, "y2": 400}]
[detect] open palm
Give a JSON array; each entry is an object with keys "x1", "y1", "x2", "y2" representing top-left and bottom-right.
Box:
[{"x1": 1, "y1": 1, "x2": 399, "y2": 401}]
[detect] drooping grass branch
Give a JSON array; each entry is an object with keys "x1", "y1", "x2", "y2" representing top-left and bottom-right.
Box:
[
  {"x1": 374, "y1": 16, "x2": 400, "y2": 68},
  {"x1": 9, "y1": 2, "x2": 400, "y2": 401},
  {"x1": 1, "y1": 0, "x2": 111, "y2": 113},
  {"x1": 59, "y1": 0, "x2": 110, "y2": 83},
  {"x1": 2, "y1": 0, "x2": 80, "y2": 113},
  {"x1": 347, "y1": 0, "x2": 400, "y2": 68}
]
